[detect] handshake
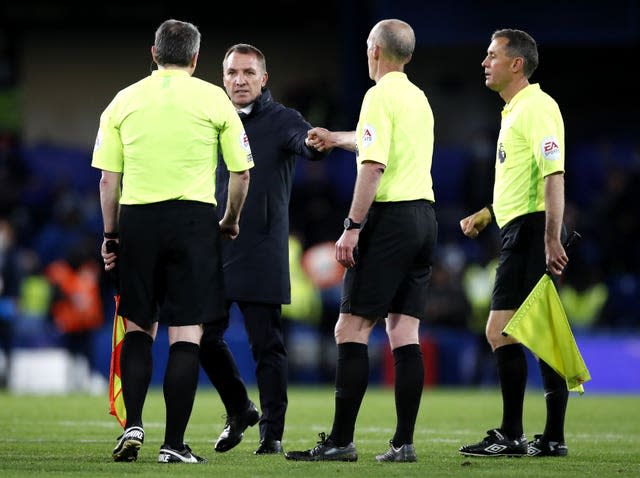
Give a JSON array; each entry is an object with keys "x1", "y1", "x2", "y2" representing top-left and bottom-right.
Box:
[{"x1": 304, "y1": 128, "x2": 357, "y2": 153}]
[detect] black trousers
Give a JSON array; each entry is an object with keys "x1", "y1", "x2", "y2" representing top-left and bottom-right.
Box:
[
  {"x1": 206, "y1": 301, "x2": 288, "y2": 441},
  {"x1": 239, "y1": 302, "x2": 288, "y2": 441}
]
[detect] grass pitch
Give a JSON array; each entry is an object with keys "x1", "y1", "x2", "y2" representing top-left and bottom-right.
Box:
[{"x1": 0, "y1": 386, "x2": 638, "y2": 477}]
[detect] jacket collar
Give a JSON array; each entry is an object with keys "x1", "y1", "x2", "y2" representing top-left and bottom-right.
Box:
[{"x1": 245, "y1": 88, "x2": 272, "y2": 118}]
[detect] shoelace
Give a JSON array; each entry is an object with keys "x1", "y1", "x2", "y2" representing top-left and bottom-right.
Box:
[
  {"x1": 310, "y1": 432, "x2": 331, "y2": 453},
  {"x1": 316, "y1": 432, "x2": 329, "y2": 446}
]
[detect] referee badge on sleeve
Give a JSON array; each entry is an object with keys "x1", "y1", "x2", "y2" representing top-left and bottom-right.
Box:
[
  {"x1": 240, "y1": 130, "x2": 254, "y2": 164},
  {"x1": 541, "y1": 136, "x2": 561, "y2": 161},
  {"x1": 362, "y1": 124, "x2": 376, "y2": 148}
]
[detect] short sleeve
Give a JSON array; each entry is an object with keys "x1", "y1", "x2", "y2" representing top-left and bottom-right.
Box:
[
  {"x1": 528, "y1": 100, "x2": 565, "y2": 178},
  {"x1": 355, "y1": 87, "x2": 392, "y2": 166},
  {"x1": 218, "y1": 93, "x2": 254, "y2": 172},
  {"x1": 91, "y1": 100, "x2": 124, "y2": 173}
]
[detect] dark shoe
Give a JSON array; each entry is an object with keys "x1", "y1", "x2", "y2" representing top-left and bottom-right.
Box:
[
  {"x1": 459, "y1": 429, "x2": 527, "y2": 457},
  {"x1": 284, "y1": 432, "x2": 357, "y2": 462},
  {"x1": 255, "y1": 439, "x2": 283, "y2": 454},
  {"x1": 375, "y1": 441, "x2": 417, "y2": 462},
  {"x1": 527, "y1": 434, "x2": 568, "y2": 457},
  {"x1": 214, "y1": 401, "x2": 260, "y2": 452},
  {"x1": 112, "y1": 426, "x2": 144, "y2": 462},
  {"x1": 158, "y1": 444, "x2": 207, "y2": 463}
]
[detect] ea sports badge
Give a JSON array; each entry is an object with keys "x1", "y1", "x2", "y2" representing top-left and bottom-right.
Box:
[{"x1": 541, "y1": 136, "x2": 561, "y2": 161}]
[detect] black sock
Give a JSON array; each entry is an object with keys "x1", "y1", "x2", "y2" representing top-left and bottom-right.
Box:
[
  {"x1": 539, "y1": 360, "x2": 568, "y2": 442},
  {"x1": 121, "y1": 331, "x2": 153, "y2": 428},
  {"x1": 163, "y1": 341, "x2": 200, "y2": 449},
  {"x1": 329, "y1": 342, "x2": 369, "y2": 446},
  {"x1": 495, "y1": 343, "x2": 527, "y2": 439},
  {"x1": 200, "y1": 336, "x2": 250, "y2": 415},
  {"x1": 391, "y1": 344, "x2": 423, "y2": 447}
]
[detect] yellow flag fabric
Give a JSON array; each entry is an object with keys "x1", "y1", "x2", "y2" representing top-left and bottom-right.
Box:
[
  {"x1": 108, "y1": 295, "x2": 127, "y2": 428},
  {"x1": 503, "y1": 274, "x2": 591, "y2": 393}
]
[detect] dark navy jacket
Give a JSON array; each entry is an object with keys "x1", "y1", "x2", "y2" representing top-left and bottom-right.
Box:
[{"x1": 216, "y1": 89, "x2": 326, "y2": 304}]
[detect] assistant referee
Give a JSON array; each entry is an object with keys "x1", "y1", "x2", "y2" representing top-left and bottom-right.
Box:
[
  {"x1": 459, "y1": 29, "x2": 569, "y2": 458},
  {"x1": 287, "y1": 18, "x2": 437, "y2": 463},
  {"x1": 92, "y1": 19, "x2": 253, "y2": 464}
]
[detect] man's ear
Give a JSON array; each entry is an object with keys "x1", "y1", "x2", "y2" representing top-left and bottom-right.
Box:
[
  {"x1": 511, "y1": 56, "x2": 524, "y2": 73},
  {"x1": 372, "y1": 44, "x2": 381, "y2": 60},
  {"x1": 151, "y1": 45, "x2": 157, "y2": 62},
  {"x1": 262, "y1": 71, "x2": 269, "y2": 88}
]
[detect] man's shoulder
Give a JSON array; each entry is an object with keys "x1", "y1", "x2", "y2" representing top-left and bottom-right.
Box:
[
  {"x1": 258, "y1": 100, "x2": 308, "y2": 125},
  {"x1": 190, "y1": 77, "x2": 228, "y2": 96},
  {"x1": 516, "y1": 88, "x2": 562, "y2": 121}
]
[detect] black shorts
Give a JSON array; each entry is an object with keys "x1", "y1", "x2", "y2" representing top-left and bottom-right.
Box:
[
  {"x1": 118, "y1": 200, "x2": 226, "y2": 328},
  {"x1": 340, "y1": 200, "x2": 437, "y2": 321},
  {"x1": 492, "y1": 212, "x2": 563, "y2": 310}
]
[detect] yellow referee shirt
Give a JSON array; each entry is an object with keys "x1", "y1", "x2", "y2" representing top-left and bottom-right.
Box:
[
  {"x1": 355, "y1": 72, "x2": 435, "y2": 202},
  {"x1": 493, "y1": 83, "x2": 564, "y2": 227},
  {"x1": 92, "y1": 69, "x2": 253, "y2": 206}
]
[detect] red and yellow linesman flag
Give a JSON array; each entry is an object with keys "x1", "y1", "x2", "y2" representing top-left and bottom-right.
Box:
[
  {"x1": 109, "y1": 295, "x2": 127, "y2": 428},
  {"x1": 503, "y1": 273, "x2": 591, "y2": 394}
]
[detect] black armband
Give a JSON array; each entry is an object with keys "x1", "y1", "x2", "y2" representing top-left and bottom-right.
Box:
[
  {"x1": 486, "y1": 204, "x2": 496, "y2": 223},
  {"x1": 103, "y1": 232, "x2": 119, "y2": 239}
]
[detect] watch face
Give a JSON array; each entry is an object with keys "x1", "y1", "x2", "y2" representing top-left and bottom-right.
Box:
[{"x1": 344, "y1": 218, "x2": 360, "y2": 230}]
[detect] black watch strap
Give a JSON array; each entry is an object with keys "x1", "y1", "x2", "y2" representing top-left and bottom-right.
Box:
[{"x1": 344, "y1": 218, "x2": 362, "y2": 230}]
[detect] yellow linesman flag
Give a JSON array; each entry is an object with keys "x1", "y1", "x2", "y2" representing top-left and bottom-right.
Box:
[
  {"x1": 109, "y1": 295, "x2": 127, "y2": 428},
  {"x1": 503, "y1": 274, "x2": 591, "y2": 394}
]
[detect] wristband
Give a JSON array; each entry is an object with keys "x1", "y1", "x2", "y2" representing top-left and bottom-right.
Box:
[
  {"x1": 486, "y1": 204, "x2": 496, "y2": 223},
  {"x1": 103, "y1": 232, "x2": 119, "y2": 239}
]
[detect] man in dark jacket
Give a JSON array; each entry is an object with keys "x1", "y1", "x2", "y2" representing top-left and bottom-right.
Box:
[{"x1": 200, "y1": 43, "x2": 327, "y2": 455}]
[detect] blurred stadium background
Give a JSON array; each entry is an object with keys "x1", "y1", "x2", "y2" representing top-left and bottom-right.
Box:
[{"x1": 0, "y1": 1, "x2": 638, "y2": 395}]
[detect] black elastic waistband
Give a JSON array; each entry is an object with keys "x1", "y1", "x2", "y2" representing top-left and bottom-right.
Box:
[
  {"x1": 371, "y1": 199, "x2": 434, "y2": 208},
  {"x1": 121, "y1": 199, "x2": 215, "y2": 211}
]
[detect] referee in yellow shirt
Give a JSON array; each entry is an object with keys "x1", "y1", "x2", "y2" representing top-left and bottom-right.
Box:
[
  {"x1": 286, "y1": 19, "x2": 437, "y2": 463},
  {"x1": 92, "y1": 19, "x2": 253, "y2": 464},
  {"x1": 459, "y1": 29, "x2": 569, "y2": 458}
]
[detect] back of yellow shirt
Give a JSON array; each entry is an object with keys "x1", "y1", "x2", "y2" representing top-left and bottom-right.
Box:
[
  {"x1": 355, "y1": 71, "x2": 435, "y2": 202},
  {"x1": 92, "y1": 69, "x2": 253, "y2": 205}
]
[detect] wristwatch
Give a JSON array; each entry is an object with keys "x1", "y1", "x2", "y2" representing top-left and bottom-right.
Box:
[{"x1": 343, "y1": 217, "x2": 362, "y2": 230}]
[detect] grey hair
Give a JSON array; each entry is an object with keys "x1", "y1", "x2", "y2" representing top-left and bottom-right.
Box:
[{"x1": 154, "y1": 19, "x2": 201, "y2": 67}]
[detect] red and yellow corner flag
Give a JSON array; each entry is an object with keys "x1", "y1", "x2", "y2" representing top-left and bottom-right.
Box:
[
  {"x1": 503, "y1": 274, "x2": 591, "y2": 394},
  {"x1": 109, "y1": 295, "x2": 127, "y2": 428}
]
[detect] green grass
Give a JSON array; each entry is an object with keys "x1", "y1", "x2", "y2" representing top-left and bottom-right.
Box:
[{"x1": 0, "y1": 386, "x2": 638, "y2": 477}]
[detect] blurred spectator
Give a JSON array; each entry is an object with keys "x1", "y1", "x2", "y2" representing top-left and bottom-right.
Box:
[
  {"x1": 301, "y1": 240, "x2": 345, "y2": 383},
  {"x1": 461, "y1": 257, "x2": 498, "y2": 385},
  {"x1": 560, "y1": 255, "x2": 608, "y2": 330},
  {"x1": 282, "y1": 235, "x2": 323, "y2": 380},
  {"x1": 17, "y1": 249, "x2": 52, "y2": 326},
  {"x1": 44, "y1": 234, "x2": 104, "y2": 391}
]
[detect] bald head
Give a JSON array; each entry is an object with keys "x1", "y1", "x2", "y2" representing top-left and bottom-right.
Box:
[{"x1": 370, "y1": 19, "x2": 415, "y2": 64}]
